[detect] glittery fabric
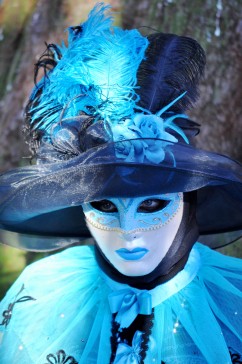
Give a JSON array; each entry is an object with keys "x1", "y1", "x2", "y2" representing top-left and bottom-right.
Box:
[
  {"x1": 0, "y1": 140, "x2": 241, "y2": 251},
  {"x1": 0, "y1": 243, "x2": 241, "y2": 363}
]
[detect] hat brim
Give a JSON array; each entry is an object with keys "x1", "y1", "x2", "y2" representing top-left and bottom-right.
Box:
[{"x1": 0, "y1": 139, "x2": 241, "y2": 250}]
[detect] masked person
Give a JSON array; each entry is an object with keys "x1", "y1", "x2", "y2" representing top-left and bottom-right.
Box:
[{"x1": 0, "y1": 3, "x2": 241, "y2": 364}]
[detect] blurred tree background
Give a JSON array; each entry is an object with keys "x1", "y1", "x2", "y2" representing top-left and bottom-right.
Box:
[{"x1": 0, "y1": 0, "x2": 241, "y2": 299}]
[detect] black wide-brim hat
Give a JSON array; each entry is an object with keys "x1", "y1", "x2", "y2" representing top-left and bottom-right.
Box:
[
  {"x1": 0, "y1": 4, "x2": 241, "y2": 251},
  {"x1": 0, "y1": 138, "x2": 241, "y2": 251}
]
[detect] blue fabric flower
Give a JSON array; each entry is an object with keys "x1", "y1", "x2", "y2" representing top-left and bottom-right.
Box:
[
  {"x1": 113, "y1": 331, "x2": 143, "y2": 364},
  {"x1": 111, "y1": 93, "x2": 189, "y2": 164},
  {"x1": 112, "y1": 114, "x2": 177, "y2": 163},
  {"x1": 130, "y1": 114, "x2": 177, "y2": 142}
]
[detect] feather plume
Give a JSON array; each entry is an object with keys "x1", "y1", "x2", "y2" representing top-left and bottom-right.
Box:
[
  {"x1": 136, "y1": 33, "x2": 206, "y2": 113},
  {"x1": 26, "y1": 2, "x2": 148, "y2": 136}
]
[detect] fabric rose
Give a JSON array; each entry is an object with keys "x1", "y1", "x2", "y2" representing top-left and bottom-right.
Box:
[
  {"x1": 111, "y1": 92, "x2": 190, "y2": 164},
  {"x1": 112, "y1": 114, "x2": 178, "y2": 163},
  {"x1": 129, "y1": 114, "x2": 177, "y2": 142},
  {"x1": 112, "y1": 119, "x2": 146, "y2": 162}
]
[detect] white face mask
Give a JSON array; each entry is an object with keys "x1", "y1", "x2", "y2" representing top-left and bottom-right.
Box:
[{"x1": 82, "y1": 193, "x2": 183, "y2": 276}]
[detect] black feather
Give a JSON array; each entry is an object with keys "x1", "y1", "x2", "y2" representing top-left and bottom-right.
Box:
[
  {"x1": 136, "y1": 33, "x2": 206, "y2": 113},
  {"x1": 34, "y1": 43, "x2": 62, "y2": 84}
]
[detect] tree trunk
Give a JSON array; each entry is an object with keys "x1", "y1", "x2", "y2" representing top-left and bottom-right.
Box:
[
  {"x1": 122, "y1": 0, "x2": 242, "y2": 162},
  {"x1": 0, "y1": 0, "x2": 121, "y2": 173},
  {"x1": 0, "y1": 0, "x2": 66, "y2": 172}
]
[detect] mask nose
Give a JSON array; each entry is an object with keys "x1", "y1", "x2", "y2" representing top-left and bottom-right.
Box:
[
  {"x1": 119, "y1": 212, "x2": 136, "y2": 231},
  {"x1": 118, "y1": 212, "x2": 138, "y2": 242},
  {"x1": 119, "y1": 231, "x2": 137, "y2": 242}
]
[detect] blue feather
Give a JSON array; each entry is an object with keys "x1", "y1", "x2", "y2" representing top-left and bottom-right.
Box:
[{"x1": 29, "y1": 3, "x2": 148, "y2": 136}]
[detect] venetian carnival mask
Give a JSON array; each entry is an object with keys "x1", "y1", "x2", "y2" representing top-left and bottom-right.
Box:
[{"x1": 82, "y1": 193, "x2": 183, "y2": 276}]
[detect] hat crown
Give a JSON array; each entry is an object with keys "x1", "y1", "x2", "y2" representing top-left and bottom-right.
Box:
[{"x1": 25, "y1": 3, "x2": 205, "y2": 162}]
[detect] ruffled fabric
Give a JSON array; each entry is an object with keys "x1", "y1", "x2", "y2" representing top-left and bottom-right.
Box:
[{"x1": 0, "y1": 243, "x2": 241, "y2": 363}]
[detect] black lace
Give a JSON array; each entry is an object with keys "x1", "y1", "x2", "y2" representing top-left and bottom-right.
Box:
[
  {"x1": 229, "y1": 348, "x2": 242, "y2": 363},
  {"x1": 45, "y1": 350, "x2": 78, "y2": 364},
  {"x1": 109, "y1": 311, "x2": 155, "y2": 364},
  {"x1": 0, "y1": 284, "x2": 36, "y2": 327}
]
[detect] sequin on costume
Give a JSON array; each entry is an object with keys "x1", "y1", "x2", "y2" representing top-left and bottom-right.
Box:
[{"x1": 0, "y1": 244, "x2": 241, "y2": 363}]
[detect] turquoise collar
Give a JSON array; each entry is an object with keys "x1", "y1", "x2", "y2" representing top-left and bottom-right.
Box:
[{"x1": 101, "y1": 244, "x2": 201, "y2": 328}]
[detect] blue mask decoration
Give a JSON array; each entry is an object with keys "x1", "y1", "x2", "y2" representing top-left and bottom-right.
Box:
[
  {"x1": 92, "y1": 192, "x2": 199, "y2": 289},
  {"x1": 82, "y1": 194, "x2": 183, "y2": 277},
  {"x1": 82, "y1": 193, "x2": 182, "y2": 232}
]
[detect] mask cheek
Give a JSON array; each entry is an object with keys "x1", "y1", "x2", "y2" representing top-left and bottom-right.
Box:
[
  {"x1": 84, "y1": 199, "x2": 184, "y2": 277},
  {"x1": 85, "y1": 219, "x2": 105, "y2": 245},
  {"x1": 85, "y1": 220, "x2": 116, "y2": 258}
]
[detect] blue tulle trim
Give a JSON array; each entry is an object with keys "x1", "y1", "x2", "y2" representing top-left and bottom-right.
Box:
[{"x1": 0, "y1": 243, "x2": 241, "y2": 363}]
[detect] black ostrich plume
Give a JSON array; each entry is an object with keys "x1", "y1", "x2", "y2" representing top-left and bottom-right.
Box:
[{"x1": 136, "y1": 33, "x2": 206, "y2": 114}]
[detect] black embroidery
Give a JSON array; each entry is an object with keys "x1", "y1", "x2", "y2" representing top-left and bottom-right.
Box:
[
  {"x1": 0, "y1": 284, "x2": 36, "y2": 327},
  {"x1": 109, "y1": 311, "x2": 155, "y2": 364},
  {"x1": 229, "y1": 348, "x2": 242, "y2": 363},
  {"x1": 45, "y1": 350, "x2": 78, "y2": 364}
]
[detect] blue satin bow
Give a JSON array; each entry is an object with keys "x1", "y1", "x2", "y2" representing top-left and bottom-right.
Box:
[
  {"x1": 108, "y1": 289, "x2": 152, "y2": 328},
  {"x1": 113, "y1": 330, "x2": 143, "y2": 364}
]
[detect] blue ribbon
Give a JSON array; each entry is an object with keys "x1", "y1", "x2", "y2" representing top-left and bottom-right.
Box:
[
  {"x1": 113, "y1": 330, "x2": 143, "y2": 364},
  {"x1": 108, "y1": 289, "x2": 152, "y2": 328}
]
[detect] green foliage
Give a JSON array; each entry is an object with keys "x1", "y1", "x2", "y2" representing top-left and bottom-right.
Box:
[
  {"x1": 0, "y1": 245, "x2": 44, "y2": 300},
  {"x1": 0, "y1": 245, "x2": 24, "y2": 299},
  {"x1": 219, "y1": 238, "x2": 242, "y2": 258}
]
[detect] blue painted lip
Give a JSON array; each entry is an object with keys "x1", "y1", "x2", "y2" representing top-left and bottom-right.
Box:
[{"x1": 115, "y1": 248, "x2": 149, "y2": 261}]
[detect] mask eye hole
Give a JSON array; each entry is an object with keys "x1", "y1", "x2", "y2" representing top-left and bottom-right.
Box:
[
  {"x1": 90, "y1": 200, "x2": 118, "y2": 213},
  {"x1": 138, "y1": 199, "x2": 170, "y2": 213}
]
